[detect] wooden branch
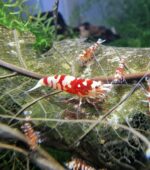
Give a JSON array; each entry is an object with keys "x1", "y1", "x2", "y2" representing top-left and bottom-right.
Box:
[
  {"x1": 93, "y1": 72, "x2": 150, "y2": 83},
  {"x1": 0, "y1": 142, "x2": 65, "y2": 170},
  {"x1": 0, "y1": 59, "x2": 150, "y2": 83},
  {"x1": 0, "y1": 142, "x2": 28, "y2": 156},
  {"x1": 0, "y1": 59, "x2": 44, "y2": 79}
]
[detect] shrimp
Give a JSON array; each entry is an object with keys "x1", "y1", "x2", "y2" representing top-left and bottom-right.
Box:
[
  {"x1": 79, "y1": 39, "x2": 105, "y2": 66},
  {"x1": 21, "y1": 112, "x2": 39, "y2": 150},
  {"x1": 27, "y1": 75, "x2": 112, "y2": 99},
  {"x1": 66, "y1": 158, "x2": 95, "y2": 170},
  {"x1": 113, "y1": 58, "x2": 126, "y2": 83}
]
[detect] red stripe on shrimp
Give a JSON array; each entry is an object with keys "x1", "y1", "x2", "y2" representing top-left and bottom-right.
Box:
[
  {"x1": 57, "y1": 75, "x2": 66, "y2": 90},
  {"x1": 43, "y1": 77, "x2": 49, "y2": 85},
  {"x1": 66, "y1": 78, "x2": 93, "y2": 96}
]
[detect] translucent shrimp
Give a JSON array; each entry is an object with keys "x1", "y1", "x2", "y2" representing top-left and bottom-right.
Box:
[
  {"x1": 78, "y1": 39, "x2": 105, "y2": 66},
  {"x1": 21, "y1": 111, "x2": 39, "y2": 150}
]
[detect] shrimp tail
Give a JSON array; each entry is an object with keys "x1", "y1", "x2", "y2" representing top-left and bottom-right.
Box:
[
  {"x1": 97, "y1": 38, "x2": 105, "y2": 44},
  {"x1": 27, "y1": 80, "x2": 43, "y2": 92}
]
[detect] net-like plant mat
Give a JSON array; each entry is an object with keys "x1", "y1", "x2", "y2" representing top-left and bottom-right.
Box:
[{"x1": 0, "y1": 1, "x2": 150, "y2": 170}]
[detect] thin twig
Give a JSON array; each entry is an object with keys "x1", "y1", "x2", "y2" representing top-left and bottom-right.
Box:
[
  {"x1": 26, "y1": 158, "x2": 30, "y2": 170},
  {"x1": 116, "y1": 124, "x2": 150, "y2": 148},
  {"x1": 52, "y1": 0, "x2": 59, "y2": 37},
  {"x1": 35, "y1": 147, "x2": 65, "y2": 170},
  {"x1": 0, "y1": 114, "x2": 96, "y2": 123},
  {"x1": 0, "y1": 123, "x2": 65, "y2": 169},
  {"x1": 0, "y1": 143, "x2": 65, "y2": 170},
  {"x1": 0, "y1": 142, "x2": 28, "y2": 156},
  {"x1": 17, "y1": 91, "x2": 61, "y2": 115},
  {"x1": 53, "y1": 45, "x2": 72, "y2": 67},
  {"x1": 73, "y1": 73, "x2": 147, "y2": 146},
  {"x1": 13, "y1": 29, "x2": 27, "y2": 68},
  {"x1": 0, "y1": 123, "x2": 27, "y2": 142},
  {"x1": 0, "y1": 72, "x2": 17, "y2": 79},
  {"x1": 0, "y1": 59, "x2": 44, "y2": 79},
  {"x1": 9, "y1": 91, "x2": 62, "y2": 124}
]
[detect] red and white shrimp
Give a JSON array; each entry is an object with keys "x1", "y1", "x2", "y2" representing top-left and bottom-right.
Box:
[
  {"x1": 79, "y1": 39, "x2": 105, "y2": 66},
  {"x1": 66, "y1": 158, "x2": 96, "y2": 170},
  {"x1": 21, "y1": 112, "x2": 39, "y2": 150},
  {"x1": 28, "y1": 75, "x2": 112, "y2": 99},
  {"x1": 113, "y1": 58, "x2": 126, "y2": 83}
]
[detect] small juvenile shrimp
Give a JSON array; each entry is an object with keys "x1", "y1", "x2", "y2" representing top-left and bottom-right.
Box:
[
  {"x1": 79, "y1": 39, "x2": 105, "y2": 66},
  {"x1": 65, "y1": 158, "x2": 96, "y2": 170},
  {"x1": 21, "y1": 112, "x2": 39, "y2": 150},
  {"x1": 113, "y1": 58, "x2": 126, "y2": 83}
]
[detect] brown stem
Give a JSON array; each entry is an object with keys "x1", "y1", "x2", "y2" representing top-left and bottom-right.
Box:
[
  {"x1": 0, "y1": 59, "x2": 150, "y2": 83},
  {"x1": 0, "y1": 123, "x2": 65, "y2": 170},
  {"x1": 93, "y1": 72, "x2": 150, "y2": 83},
  {"x1": 0, "y1": 59, "x2": 44, "y2": 79},
  {"x1": 0, "y1": 142, "x2": 28, "y2": 156}
]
